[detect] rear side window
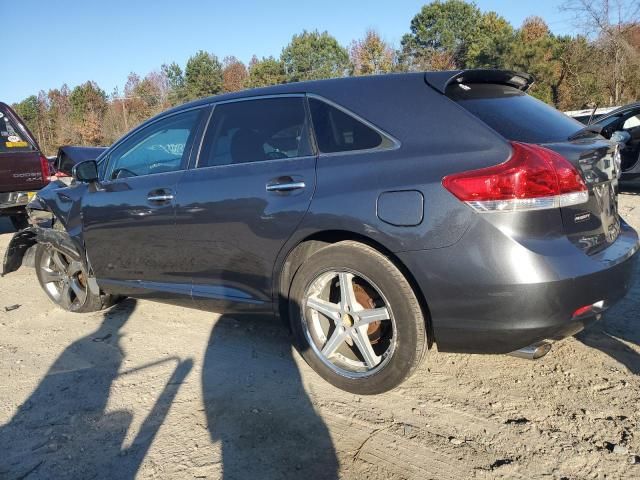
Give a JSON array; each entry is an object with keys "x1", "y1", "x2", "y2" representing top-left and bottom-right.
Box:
[
  {"x1": 448, "y1": 84, "x2": 583, "y2": 144},
  {"x1": 199, "y1": 97, "x2": 312, "y2": 168},
  {"x1": 309, "y1": 98, "x2": 394, "y2": 153},
  {"x1": 0, "y1": 110, "x2": 35, "y2": 153}
]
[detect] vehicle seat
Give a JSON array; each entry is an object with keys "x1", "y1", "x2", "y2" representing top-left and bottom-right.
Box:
[{"x1": 230, "y1": 129, "x2": 265, "y2": 164}]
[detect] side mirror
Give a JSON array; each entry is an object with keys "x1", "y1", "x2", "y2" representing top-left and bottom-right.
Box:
[
  {"x1": 611, "y1": 130, "x2": 631, "y2": 146},
  {"x1": 72, "y1": 160, "x2": 99, "y2": 183}
]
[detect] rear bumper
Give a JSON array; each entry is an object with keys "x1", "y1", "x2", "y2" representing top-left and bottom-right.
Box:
[
  {"x1": 399, "y1": 218, "x2": 639, "y2": 354},
  {"x1": 0, "y1": 191, "x2": 31, "y2": 212}
]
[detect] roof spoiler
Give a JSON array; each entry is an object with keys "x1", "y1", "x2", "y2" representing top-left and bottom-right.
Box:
[{"x1": 425, "y1": 69, "x2": 534, "y2": 94}]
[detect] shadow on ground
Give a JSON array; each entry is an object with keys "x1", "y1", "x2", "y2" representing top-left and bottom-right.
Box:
[
  {"x1": 0, "y1": 299, "x2": 193, "y2": 479},
  {"x1": 576, "y1": 259, "x2": 640, "y2": 374},
  {"x1": 202, "y1": 313, "x2": 339, "y2": 480},
  {"x1": 0, "y1": 296, "x2": 339, "y2": 479}
]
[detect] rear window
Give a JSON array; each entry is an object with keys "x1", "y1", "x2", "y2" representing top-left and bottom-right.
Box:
[
  {"x1": 0, "y1": 109, "x2": 35, "y2": 153},
  {"x1": 448, "y1": 83, "x2": 583, "y2": 144},
  {"x1": 309, "y1": 98, "x2": 394, "y2": 153}
]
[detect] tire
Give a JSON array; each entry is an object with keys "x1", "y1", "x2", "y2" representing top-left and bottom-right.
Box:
[
  {"x1": 9, "y1": 214, "x2": 29, "y2": 231},
  {"x1": 288, "y1": 241, "x2": 428, "y2": 395},
  {"x1": 34, "y1": 243, "x2": 119, "y2": 313}
]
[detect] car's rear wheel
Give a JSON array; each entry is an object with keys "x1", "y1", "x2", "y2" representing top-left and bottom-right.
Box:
[
  {"x1": 288, "y1": 241, "x2": 428, "y2": 394},
  {"x1": 9, "y1": 214, "x2": 29, "y2": 231},
  {"x1": 35, "y1": 243, "x2": 116, "y2": 313}
]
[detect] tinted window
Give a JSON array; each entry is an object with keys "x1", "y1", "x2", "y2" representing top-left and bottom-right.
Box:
[
  {"x1": 199, "y1": 97, "x2": 312, "y2": 168},
  {"x1": 623, "y1": 113, "x2": 640, "y2": 130},
  {"x1": 0, "y1": 110, "x2": 35, "y2": 153},
  {"x1": 106, "y1": 109, "x2": 201, "y2": 180},
  {"x1": 309, "y1": 98, "x2": 392, "y2": 153},
  {"x1": 449, "y1": 84, "x2": 584, "y2": 143}
]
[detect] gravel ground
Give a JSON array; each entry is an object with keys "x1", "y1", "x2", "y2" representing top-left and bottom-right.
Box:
[{"x1": 0, "y1": 192, "x2": 639, "y2": 480}]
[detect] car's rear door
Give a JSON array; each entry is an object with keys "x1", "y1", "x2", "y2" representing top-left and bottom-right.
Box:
[
  {"x1": 174, "y1": 95, "x2": 317, "y2": 312},
  {"x1": 81, "y1": 106, "x2": 209, "y2": 300},
  {"x1": 0, "y1": 104, "x2": 47, "y2": 193}
]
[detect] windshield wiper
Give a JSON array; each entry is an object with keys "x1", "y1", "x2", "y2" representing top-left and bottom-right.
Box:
[{"x1": 568, "y1": 124, "x2": 603, "y2": 141}]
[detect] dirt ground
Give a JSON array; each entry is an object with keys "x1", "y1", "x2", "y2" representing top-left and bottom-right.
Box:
[{"x1": 0, "y1": 193, "x2": 639, "y2": 480}]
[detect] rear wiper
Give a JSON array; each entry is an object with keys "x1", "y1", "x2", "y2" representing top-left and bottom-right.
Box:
[{"x1": 568, "y1": 124, "x2": 603, "y2": 141}]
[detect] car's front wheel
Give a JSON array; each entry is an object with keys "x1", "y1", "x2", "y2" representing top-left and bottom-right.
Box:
[
  {"x1": 288, "y1": 241, "x2": 428, "y2": 394},
  {"x1": 35, "y1": 243, "x2": 117, "y2": 313}
]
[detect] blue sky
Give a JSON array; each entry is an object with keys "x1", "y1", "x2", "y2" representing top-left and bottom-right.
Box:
[{"x1": 2, "y1": 0, "x2": 576, "y2": 104}]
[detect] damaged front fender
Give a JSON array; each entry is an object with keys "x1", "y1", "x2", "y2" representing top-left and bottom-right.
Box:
[
  {"x1": 2, "y1": 228, "x2": 37, "y2": 275},
  {"x1": 2, "y1": 227, "x2": 84, "y2": 276},
  {"x1": 3, "y1": 179, "x2": 88, "y2": 276}
]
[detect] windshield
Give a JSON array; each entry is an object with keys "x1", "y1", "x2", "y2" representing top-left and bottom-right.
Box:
[{"x1": 448, "y1": 83, "x2": 585, "y2": 144}]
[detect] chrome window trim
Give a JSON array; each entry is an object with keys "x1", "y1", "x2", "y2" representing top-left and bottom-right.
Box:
[
  {"x1": 212, "y1": 93, "x2": 306, "y2": 106},
  {"x1": 194, "y1": 154, "x2": 317, "y2": 172},
  {"x1": 306, "y1": 93, "x2": 401, "y2": 156}
]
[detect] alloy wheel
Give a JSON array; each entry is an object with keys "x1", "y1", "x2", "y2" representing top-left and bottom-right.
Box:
[
  {"x1": 39, "y1": 246, "x2": 88, "y2": 311},
  {"x1": 302, "y1": 270, "x2": 396, "y2": 378}
]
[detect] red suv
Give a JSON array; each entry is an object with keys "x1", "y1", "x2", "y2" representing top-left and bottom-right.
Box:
[{"x1": 0, "y1": 102, "x2": 50, "y2": 229}]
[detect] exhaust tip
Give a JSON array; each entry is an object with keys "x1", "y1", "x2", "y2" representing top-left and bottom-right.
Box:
[{"x1": 509, "y1": 341, "x2": 552, "y2": 360}]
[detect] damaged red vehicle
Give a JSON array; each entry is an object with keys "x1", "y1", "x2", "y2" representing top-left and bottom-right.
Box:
[{"x1": 0, "y1": 102, "x2": 50, "y2": 229}]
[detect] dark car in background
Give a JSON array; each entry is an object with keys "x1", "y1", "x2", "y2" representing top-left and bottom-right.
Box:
[
  {"x1": 3, "y1": 70, "x2": 638, "y2": 394},
  {"x1": 589, "y1": 102, "x2": 640, "y2": 186},
  {"x1": 52, "y1": 145, "x2": 108, "y2": 182},
  {"x1": 0, "y1": 102, "x2": 50, "y2": 229}
]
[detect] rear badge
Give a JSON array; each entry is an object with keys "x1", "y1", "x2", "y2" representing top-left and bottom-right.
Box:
[{"x1": 574, "y1": 212, "x2": 591, "y2": 223}]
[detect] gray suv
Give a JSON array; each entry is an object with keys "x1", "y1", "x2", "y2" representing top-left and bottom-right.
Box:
[{"x1": 4, "y1": 70, "x2": 638, "y2": 394}]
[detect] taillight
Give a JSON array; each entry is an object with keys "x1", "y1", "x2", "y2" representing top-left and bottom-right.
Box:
[
  {"x1": 442, "y1": 142, "x2": 588, "y2": 212},
  {"x1": 39, "y1": 155, "x2": 50, "y2": 183}
]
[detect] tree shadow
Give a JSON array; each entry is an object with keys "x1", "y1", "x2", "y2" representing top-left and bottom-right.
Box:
[
  {"x1": 0, "y1": 298, "x2": 193, "y2": 479},
  {"x1": 202, "y1": 312, "x2": 339, "y2": 480},
  {"x1": 576, "y1": 260, "x2": 640, "y2": 374}
]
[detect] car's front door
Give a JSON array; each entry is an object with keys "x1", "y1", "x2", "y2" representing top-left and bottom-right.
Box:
[
  {"x1": 620, "y1": 112, "x2": 640, "y2": 171},
  {"x1": 174, "y1": 96, "x2": 317, "y2": 312},
  {"x1": 81, "y1": 107, "x2": 208, "y2": 299}
]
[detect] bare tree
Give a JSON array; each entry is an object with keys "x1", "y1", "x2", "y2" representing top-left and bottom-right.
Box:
[{"x1": 561, "y1": 0, "x2": 640, "y2": 104}]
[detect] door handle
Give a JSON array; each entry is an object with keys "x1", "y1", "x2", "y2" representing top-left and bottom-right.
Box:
[
  {"x1": 266, "y1": 178, "x2": 306, "y2": 193},
  {"x1": 147, "y1": 189, "x2": 175, "y2": 204}
]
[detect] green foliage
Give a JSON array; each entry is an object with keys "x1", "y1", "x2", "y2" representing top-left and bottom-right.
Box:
[
  {"x1": 68, "y1": 82, "x2": 107, "y2": 145},
  {"x1": 401, "y1": 0, "x2": 483, "y2": 69},
  {"x1": 13, "y1": 96, "x2": 39, "y2": 127},
  {"x1": 69, "y1": 81, "x2": 107, "y2": 120},
  {"x1": 184, "y1": 51, "x2": 223, "y2": 100},
  {"x1": 505, "y1": 18, "x2": 568, "y2": 106},
  {"x1": 247, "y1": 56, "x2": 285, "y2": 88},
  {"x1": 467, "y1": 12, "x2": 515, "y2": 68},
  {"x1": 161, "y1": 62, "x2": 187, "y2": 105},
  {"x1": 400, "y1": 1, "x2": 514, "y2": 70},
  {"x1": 281, "y1": 30, "x2": 350, "y2": 82}
]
